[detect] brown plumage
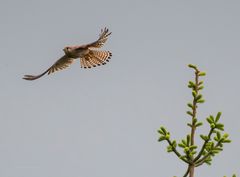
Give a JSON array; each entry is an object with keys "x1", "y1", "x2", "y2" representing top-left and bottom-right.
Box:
[{"x1": 23, "y1": 27, "x2": 112, "y2": 81}]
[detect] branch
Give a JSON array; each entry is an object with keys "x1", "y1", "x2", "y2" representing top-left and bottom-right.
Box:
[
  {"x1": 194, "y1": 128, "x2": 214, "y2": 162},
  {"x1": 183, "y1": 166, "x2": 190, "y2": 177},
  {"x1": 195, "y1": 141, "x2": 221, "y2": 167},
  {"x1": 166, "y1": 139, "x2": 189, "y2": 164}
]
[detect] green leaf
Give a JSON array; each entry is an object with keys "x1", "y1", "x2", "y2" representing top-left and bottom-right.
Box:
[
  {"x1": 182, "y1": 139, "x2": 187, "y2": 146},
  {"x1": 167, "y1": 145, "x2": 173, "y2": 152},
  {"x1": 172, "y1": 140, "x2": 177, "y2": 148},
  {"x1": 180, "y1": 155, "x2": 187, "y2": 161},
  {"x1": 191, "y1": 150, "x2": 197, "y2": 155},
  {"x1": 160, "y1": 127, "x2": 167, "y2": 134},
  {"x1": 210, "y1": 123, "x2": 215, "y2": 128},
  {"x1": 193, "y1": 118, "x2": 198, "y2": 124},
  {"x1": 188, "y1": 64, "x2": 197, "y2": 70},
  {"x1": 214, "y1": 147, "x2": 223, "y2": 151},
  {"x1": 205, "y1": 142, "x2": 213, "y2": 151},
  {"x1": 178, "y1": 143, "x2": 185, "y2": 148},
  {"x1": 209, "y1": 115, "x2": 214, "y2": 122},
  {"x1": 202, "y1": 150, "x2": 207, "y2": 156},
  {"x1": 215, "y1": 123, "x2": 224, "y2": 131},
  {"x1": 184, "y1": 147, "x2": 189, "y2": 153},
  {"x1": 200, "y1": 135, "x2": 209, "y2": 141},
  {"x1": 205, "y1": 161, "x2": 212, "y2": 165},
  {"x1": 214, "y1": 136, "x2": 218, "y2": 142},
  {"x1": 216, "y1": 127, "x2": 224, "y2": 131},
  {"x1": 187, "y1": 103, "x2": 193, "y2": 108},
  {"x1": 198, "y1": 86, "x2": 204, "y2": 90},
  {"x1": 196, "y1": 122, "x2": 203, "y2": 127},
  {"x1": 211, "y1": 149, "x2": 220, "y2": 154},
  {"x1": 198, "y1": 72, "x2": 206, "y2": 76},
  {"x1": 204, "y1": 156, "x2": 212, "y2": 165},
  {"x1": 165, "y1": 133, "x2": 170, "y2": 139},
  {"x1": 217, "y1": 131, "x2": 221, "y2": 140},
  {"x1": 187, "y1": 111, "x2": 193, "y2": 116},
  {"x1": 192, "y1": 91, "x2": 197, "y2": 97},
  {"x1": 188, "y1": 81, "x2": 195, "y2": 88},
  {"x1": 198, "y1": 81, "x2": 203, "y2": 85},
  {"x1": 188, "y1": 153, "x2": 194, "y2": 158},
  {"x1": 187, "y1": 134, "x2": 190, "y2": 145},
  {"x1": 158, "y1": 136, "x2": 166, "y2": 142},
  {"x1": 215, "y1": 112, "x2": 222, "y2": 122},
  {"x1": 206, "y1": 117, "x2": 213, "y2": 124},
  {"x1": 189, "y1": 145, "x2": 198, "y2": 150},
  {"x1": 223, "y1": 133, "x2": 229, "y2": 139},
  {"x1": 223, "y1": 139, "x2": 231, "y2": 143},
  {"x1": 157, "y1": 129, "x2": 163, "y2": 134},
  {"x1": 196, "y1": 94, "x2": 202, "y2": 100},
  {"x1": 197, "y1": 99, "x2": 205, "y2": 103}
]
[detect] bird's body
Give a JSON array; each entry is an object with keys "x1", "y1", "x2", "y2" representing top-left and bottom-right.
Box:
[
  {"x1": 63, "y1": 46, "x2": 89, "y2": 58},
  {"x1": 23, "y1": 28, "x2": 112, "y2": 80}
]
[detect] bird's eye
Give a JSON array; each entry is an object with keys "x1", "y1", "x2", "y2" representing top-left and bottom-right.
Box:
[{"x1": 65, "y1": 47, "x2": 70, "y2": 51}]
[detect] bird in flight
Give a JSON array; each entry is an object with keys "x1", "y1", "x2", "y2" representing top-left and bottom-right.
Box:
[{"x1": 23, "y1": 27, "x2": 112, "y2": 80}]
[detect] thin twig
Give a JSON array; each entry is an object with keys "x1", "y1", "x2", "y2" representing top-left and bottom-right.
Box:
[
  {"x1": 195, "y1": 141, "x2": 221, "y2": 167},
  {"x1": 183, "y1": 166, "x2": 190, "y2": 177},
  {"x1": 166, "y1": 139, "x2": 189, "y2": 164},
  {"x1": 194, "y1": 128, "x2": 214, "y2": 162}
]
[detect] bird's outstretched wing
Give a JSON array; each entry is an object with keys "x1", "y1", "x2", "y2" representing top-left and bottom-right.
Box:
[
  {"x1": 23, "y1": 55, "x2": 74, "y2": 81},
  {"x1": 85, "y1": 27, "x2": 112, "y2": 49}
]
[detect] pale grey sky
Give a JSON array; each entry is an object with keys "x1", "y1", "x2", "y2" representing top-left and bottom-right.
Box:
[{"x1": 0, "y1": 0, "x2": 239, "y2": 177}]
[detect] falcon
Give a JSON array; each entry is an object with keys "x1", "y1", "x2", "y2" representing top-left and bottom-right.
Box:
[{"x1": 23, "y1": 27, "x2": 112, "y2": 80}]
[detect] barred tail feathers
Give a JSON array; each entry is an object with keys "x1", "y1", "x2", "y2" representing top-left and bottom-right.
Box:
[{"x1": 80, "y1": 50, "x2": 112, "y2": 69}]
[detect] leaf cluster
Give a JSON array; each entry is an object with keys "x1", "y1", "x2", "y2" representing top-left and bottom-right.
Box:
[{"x1": 157, "y1": 64, "x2": 233, "y2": 177}]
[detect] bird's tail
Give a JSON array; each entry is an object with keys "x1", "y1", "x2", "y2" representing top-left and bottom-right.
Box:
[{"x1": 80, "y1": 50, "x2": 112, "y2": 68}]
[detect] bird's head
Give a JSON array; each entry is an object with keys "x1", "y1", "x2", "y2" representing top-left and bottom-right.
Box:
[{"x1": 63, "y1": 46, "x2": 71, "y2": 54}]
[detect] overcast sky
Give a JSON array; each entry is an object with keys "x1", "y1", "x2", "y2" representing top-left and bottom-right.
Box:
[{"x1": 0, "y1": 0, "x2": 239, "y2": 177}]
